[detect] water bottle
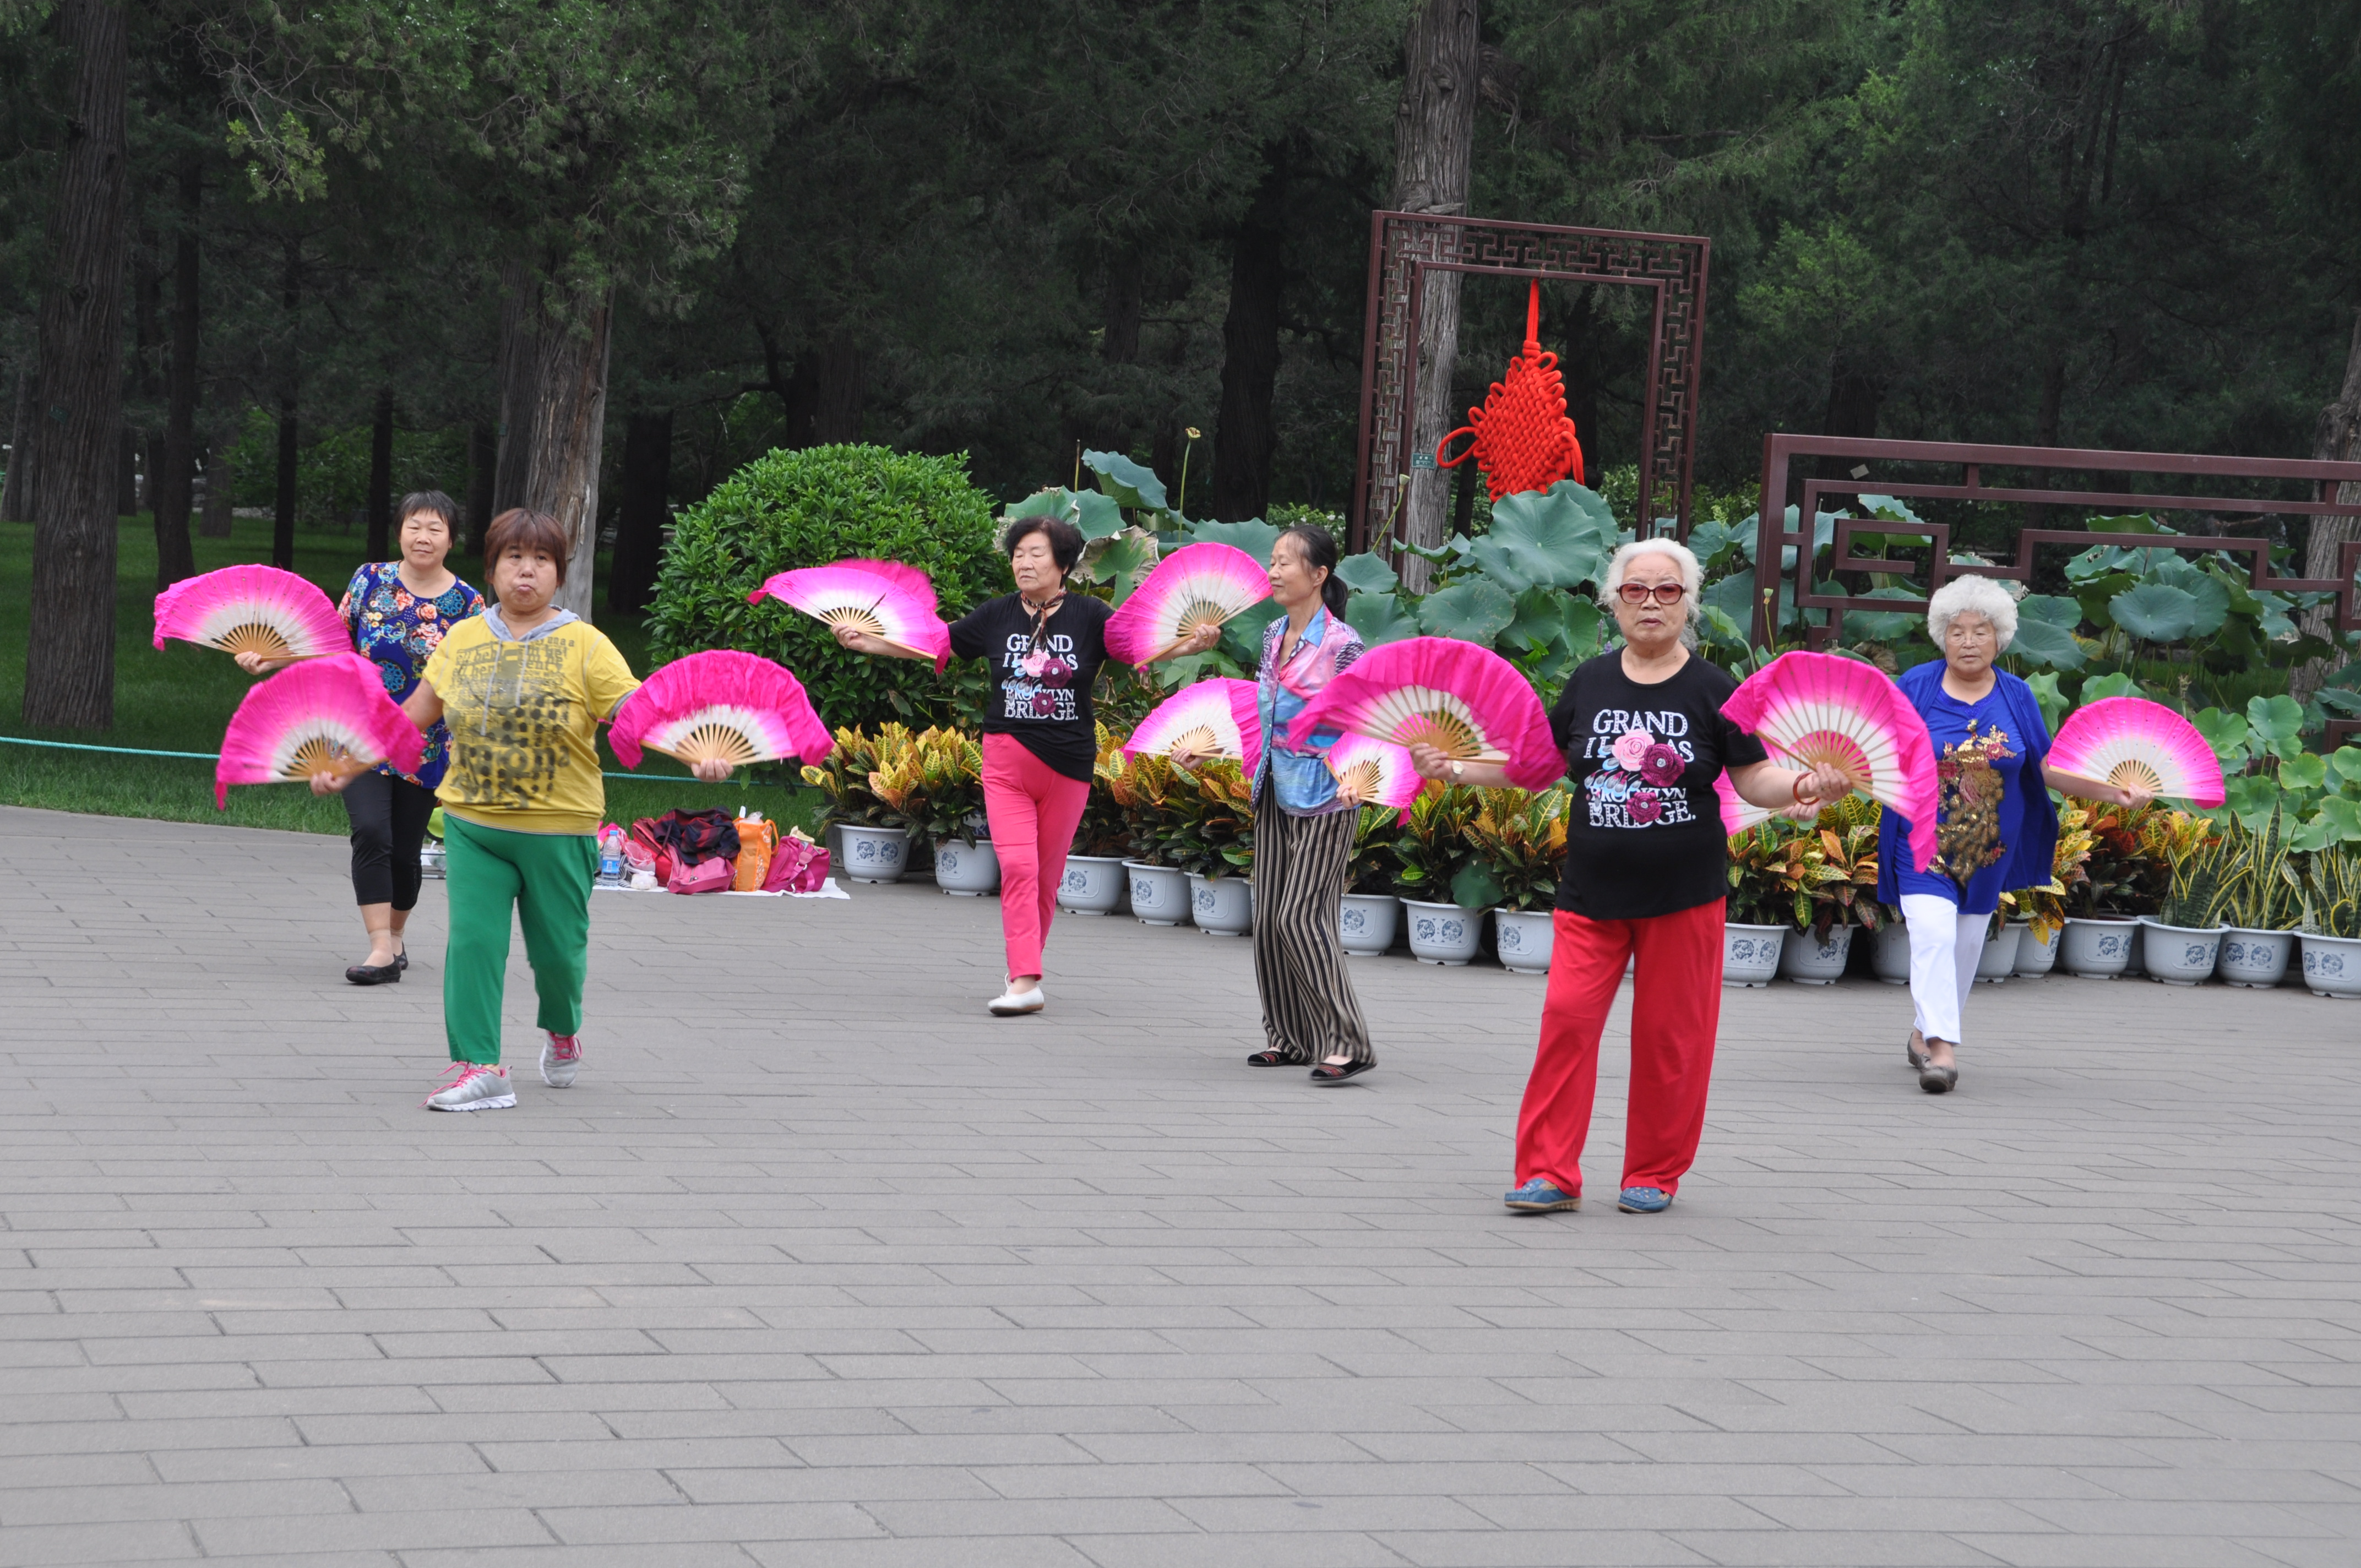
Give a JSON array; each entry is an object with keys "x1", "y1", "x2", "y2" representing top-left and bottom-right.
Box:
[{"x1": 598, "y1": 827, "x2": 624, "y2": 886}]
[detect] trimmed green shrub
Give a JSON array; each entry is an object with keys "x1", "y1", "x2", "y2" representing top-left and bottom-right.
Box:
[{"x1": 648, "y1": 444, "x2": 1004, "y2": 731}]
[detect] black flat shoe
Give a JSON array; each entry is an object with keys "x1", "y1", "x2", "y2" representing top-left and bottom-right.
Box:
[
  {"x1": 1309, "y1": 1059, "x2": 1374, "y2": 1085},
  {"x1": 394, "y1": 949, "x2": 409, "y2": 973},
  {"x1": 1918, "y1": 1064, "x2": 1957, "y2": 1093},
  {"x1": 1247, "y1": 1050, "x2": 1303, "y2": 1066},
  {"x1": 345, "y1": 961, "x2": 401, "y2": 986}
]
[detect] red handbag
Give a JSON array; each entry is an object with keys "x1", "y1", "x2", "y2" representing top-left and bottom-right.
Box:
[{"x1": 668, "y1": 856, "x2": 733, "y2": 895}]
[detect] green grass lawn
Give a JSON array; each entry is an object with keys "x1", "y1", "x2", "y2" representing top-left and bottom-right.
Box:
[{"x1": 0, "y1": 514, "x2": 819, "y2": 836}]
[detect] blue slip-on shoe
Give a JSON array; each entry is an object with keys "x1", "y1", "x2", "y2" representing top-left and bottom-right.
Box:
[
  {"x1": 1617, "y1": 1186, "x2": 1672, "y2": 1213},
  {"x1": 1503, "y1": 1178, "x2": 1580, "y2": 1213}
]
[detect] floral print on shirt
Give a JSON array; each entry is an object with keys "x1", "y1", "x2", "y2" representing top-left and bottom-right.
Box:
[{"x1": 338, "y1": 562, "x2": 485, "y2": 789}]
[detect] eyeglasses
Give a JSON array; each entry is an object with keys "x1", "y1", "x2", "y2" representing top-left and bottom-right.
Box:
[{"x1": 1616, "y1": 582, "x2": 1687, "y2": 606}]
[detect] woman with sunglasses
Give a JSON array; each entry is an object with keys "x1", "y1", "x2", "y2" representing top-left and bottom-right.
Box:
[{"x1": 1411, "y1": 541, "x2": 1848, "y2": 1217}]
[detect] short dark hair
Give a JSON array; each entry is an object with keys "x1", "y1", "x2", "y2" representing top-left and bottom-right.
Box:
[
  {"x1": 1003, "y1": 514, "x2": 1085, "y2": 572},
  {"x1": 397, "y1": 490, "x2": 458, "y2": 531},
  {"x1": 482, "y1": 508, "x2": 570, "y2": 584}
]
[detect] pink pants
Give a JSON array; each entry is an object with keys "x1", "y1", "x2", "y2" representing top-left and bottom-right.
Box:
[
  {"x1": 1516, "y1": 901, "x2": 1725, "y2": 1199},
  {"x1": 981, "y1": 733, "x2": 1091, "y2": 979}
]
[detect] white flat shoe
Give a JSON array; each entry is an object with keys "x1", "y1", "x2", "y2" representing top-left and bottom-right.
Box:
[{"x1": 988, "y1": 984, "x2": 1045, "y2": 1016}]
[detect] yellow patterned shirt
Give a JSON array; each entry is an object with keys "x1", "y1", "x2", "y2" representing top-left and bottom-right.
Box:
[{"x1": 422, "y1": 615, "x2": 640, "y2": 836}]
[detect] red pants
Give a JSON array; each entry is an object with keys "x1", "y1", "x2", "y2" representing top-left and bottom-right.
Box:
[
  {"x1": 981, "y1": 733, "x2": 1091, "y2": 979},
  {"x1": 1516, "y1": 900, "x2": 1725, "y2": 1198}
]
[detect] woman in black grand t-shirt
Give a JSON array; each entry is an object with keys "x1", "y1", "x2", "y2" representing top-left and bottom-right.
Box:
[
  {"x1": 833, "y1": 515, "x2": 1214, "y2": 1017},
  {"x1": 1409, "y1": 540, "x2": 1848, "y2": 1219}
]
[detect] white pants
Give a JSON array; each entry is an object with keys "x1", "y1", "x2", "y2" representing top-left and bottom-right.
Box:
[{"x1": 1900, "y1": 893, "x2": 1985, "y2": 1046}]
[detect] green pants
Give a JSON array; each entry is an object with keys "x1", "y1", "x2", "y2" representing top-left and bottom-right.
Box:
[{"x1": 442, "y1": 814, "x2": 597, "y2": 1065}]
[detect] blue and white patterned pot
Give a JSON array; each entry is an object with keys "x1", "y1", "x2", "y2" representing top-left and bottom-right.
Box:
[
  {"x1": 1122, "y1": 861, "x2": 1190, "y2": 927},
  {"x1": 2300, "y1": 932, "x2": 2361, "y2": 999},
  {"x1": 1778, "y1": 925, "x2": 1853, "y2": 985},
  {"x1": 1493, "y1": 908, "x2": 1555, "y2": 974},
  {"x1": 2060, "y1": 917, "x2": 2137, "y2": 978},
  {"x1": 2216, "y1": 928, "x2": 2295, "y2": 989},
  {"x1": 1055, "y1": 854, "x2": 1127, "y2": 916},
  {"x1": 2014, "y1": 921, "x2": 2061, "y2": 976},
  {"x1": 1187, "y1": 873, "x2": 1253, "y2": 937},
  {"x1": 1402, "y1": 899, "x2": 1486, "y2": 966},
  {"x1": 931, "y1": 837, "x2": 1000, "y2": 897},
  {"x1": 836, "y1": 825, "x2": 909, "y2": 884},
  {"x1": 1974, "y1": 922, "x2": 2023, "y2": 983},
  {"x1": 2140, "y1": 920, "x2": 2223, "y2": 987},
  {"x1": 1723, "y1": 922, "x2": 1786, "y2": 988},
  {"x1": 1338, "y1": 893, "x2": 1400, "y2": 957},
  {"x1": 1873, "y1": 916, "x2": 1912, "y2": 984}
]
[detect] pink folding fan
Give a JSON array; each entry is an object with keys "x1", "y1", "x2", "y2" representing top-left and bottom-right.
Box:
[
  {"x1": 608, "y1": 651, "x2": 832, "y2": 771},
  {"x1": 749, "y1": 559, "x2": 951, "y2": 671},
  {"x1": 1325, "y1": 733, "x2": 1421, "y2": 810},
  {"x1": 155, "y1": 564, "x2": 349, "y2": 660},
  {"x1": 2048, "y1": 697, "x2": 2224, "y2": 807},
  {"x1": 1721, "y1": 651, "x2": 1939, "y2": 870},
  {"x1": 1103, "y1": 542, "x2": 1271, "y2": 665},
  {"x1": 1715, "y1": 770, "x2": 1777, "y2": 836},
  {"x1": 1283, "y1": 636, "x2": 1563, "y2": 790},
  {"x1": 1123, "y1": 678, "x2": 1263, "y2": 778},
  {"x1": 214, "y1": 652, "x2": 422, "y2": 808}
]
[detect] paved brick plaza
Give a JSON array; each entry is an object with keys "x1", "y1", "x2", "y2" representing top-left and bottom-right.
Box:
[{"x1": 3, "y1": 802, "x2": 2358, "y2": 1567}]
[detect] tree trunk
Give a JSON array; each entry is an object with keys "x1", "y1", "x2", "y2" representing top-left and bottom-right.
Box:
[
  {"x1": 464, "y1": 421, "x2": 495, "y2": 552},
  {"x1": 1, "y1": 367, "x2": 29, "y2": 523},
  {"x1": 198, "y1": 413, "x2": 236, "y2": 538},
  {"x1": 365, "y1": 384, "x2": 393, "y2": 560},
  {"x1": 23, "y1": 0, "x2": 129, "y2": 732},
  {"x1": 1102, "y1": 254, "x2": 1143, "y2": 365},
  {"x1": 273, "y1": 394, "x2": 297, "y2": 568},
  {"x1": 2294, "y1": 311, "x2": 2361, "y2": 700},
  {"x1": 1815, "y1": 348, "x2": 1881, "y2": 481},
  {"x1": 1389, "y1": 0, "x2": 1479, "y2": 590},
  {"x1": 516, "y1": 284, "x2": 614, "y2": 619},
  {"x1": 810, "y1": 334, "x2": 863, "y2": 444},
  {"x1": 609, "y1": 408, "x2": 671, "y2": 616},
  {"x1": 492, "y1": 260, "x2": 536, "y2": 513},
  {"x1": 151, "y1": 156, "x2": 200, "y2": 587},
  {"x1": 1212, "y1": 158, "x2": 1287, "y2": 523}
]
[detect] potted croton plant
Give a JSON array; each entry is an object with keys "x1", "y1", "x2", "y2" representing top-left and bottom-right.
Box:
[
  {"x1": 800, "y1": 725, "x2": 910, "y2": 883},
  {"x1": 1722, "y1": 821, "x2": 1800, "y2": 986},
  {"x1": 1162, "y1": 756, "x2": 1257, "y2": 937},
  {"x1": 1338, "y1": 804, "x2": 1404, "y2": 957},
  {"x1": 2058, "y1": 801, "x2": 2174, "y2": 977},
  {"x1": 1460, "y1": 787, "x2": 1569, "y2": 975},
  {"x1": 1394, "y1": 784, "x2": 1488, "y2": 965},
  {"x1": 1105, "y1": 748, "x2": 1190, "y2": 925},
  {"x1": 1058, "y1": 725, "x2": 1135, "y2": 916},
  {"x1": 869, "y1": 726, "x2": 997, "y2": 895},
  {"x1": 1778, "y1": 811, "x2": 1884, "y2": 985}
]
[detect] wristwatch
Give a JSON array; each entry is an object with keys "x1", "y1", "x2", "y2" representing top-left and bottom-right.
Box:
[{"x1": 1450, "y1": 760, "x2": 1465, "y2": 781}]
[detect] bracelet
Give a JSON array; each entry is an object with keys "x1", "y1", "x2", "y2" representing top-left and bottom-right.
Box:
[{"x1": 1791, "y1": 772, "x2": 1816, "y2": 806}]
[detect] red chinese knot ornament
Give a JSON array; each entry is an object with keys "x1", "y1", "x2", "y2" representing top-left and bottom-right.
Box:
[{"x1": 1435, "y1": 279, "x2": 1585, "y2": 501}]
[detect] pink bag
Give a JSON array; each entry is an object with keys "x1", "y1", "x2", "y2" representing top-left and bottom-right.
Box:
[
  {"x1": 669, "y1": 856, "x2": 733, "y2": 895},
  {"x1": 761, "y1": 830, "x2": 831, "y2": 893}
]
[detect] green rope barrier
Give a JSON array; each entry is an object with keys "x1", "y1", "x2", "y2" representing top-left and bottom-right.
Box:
[{"x1": 0, "y1": 733, "x2": 760, "y2": 785}]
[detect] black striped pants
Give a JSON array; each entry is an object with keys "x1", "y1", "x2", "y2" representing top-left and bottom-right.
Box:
[{"x1": 1253, "y1": 789, "x2": 1374, "y2": 1065}]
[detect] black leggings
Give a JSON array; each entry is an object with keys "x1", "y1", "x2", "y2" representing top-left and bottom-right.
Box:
[{"x1": 343, "y1": 770, "x2": 438, "y2": 911}]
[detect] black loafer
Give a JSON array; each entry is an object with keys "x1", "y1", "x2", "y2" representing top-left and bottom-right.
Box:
[
  {"x1": 1308, "y1": 1059, "x2": 1374, "y2": 1085},
  {"x1": 394, "y1": 949, "x2": 409, "y2": 973},
  {"x1": 345, "y1": 961, "x2": 402, "y2": 986}
]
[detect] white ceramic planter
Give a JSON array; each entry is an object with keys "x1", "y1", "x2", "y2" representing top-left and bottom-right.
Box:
[
  {"x1": 1872, "y1": 918, "x2": 1912, "y2": 985},
  {"x1": 2300, "y1": 932, "x2": 2361, "y2": 998},
  {"x1": 1338, "y1": 892, "x2": 1400, "y2": 956},
  {"x1": 1123, "y1": 861, "x2": 1190, "y2": 927},
  {"x1": 1188, "y1": 873, "x2": 1253, "y2": 937},
  {"x1": 2013, "y1": 921, "x2": 2060, "y2": 976},
  {"x1": 2060, "y1": 917, "x2": 2139, "y2": 978},
  {"x1": 1723, "y1": 922, "x2": 1787, "y2": 988},
  {"x1": 1056, "y1": 854, "x2": 1127, "y2": 916},
  {"x1": 931, "y1": 837, "x2": 1000, "y2": 897},
  {"x1": 1778, "y1": 925, "x2": 1854, "y2": 985},
  {"x1": 837, "y1": 824, "x2": 910, "y2": 884},
  {"x1": 1403, "y1": 900, "x2": 1486, "y2": 966},
  {"x1": 1974, "y1": 922, "x2": 2022, "y2": 983},
  {"x1": 419, "y1": 841, "x2": 447, "y2": 881},
  {"x1": 1493, "y1": 908, "x2": 1556, "y2": 974},
  {"x1": 2141, "y1": 921, "x2": 2224, "y2": 986},
  {"x1": 2216, "y1": 927, "x2": 2297, "y2": 989}
]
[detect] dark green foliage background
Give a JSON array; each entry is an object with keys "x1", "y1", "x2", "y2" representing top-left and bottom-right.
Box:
[{"x1": 645, "y1": 444, "x2": 1006, "y2": 732}]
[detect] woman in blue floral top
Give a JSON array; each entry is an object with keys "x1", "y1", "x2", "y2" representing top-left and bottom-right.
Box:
[{"x1": 237, "y1": 491, "x2": 483, "y2": 984}]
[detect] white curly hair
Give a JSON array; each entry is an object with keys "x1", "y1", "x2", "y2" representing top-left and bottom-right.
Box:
[{"x1": 1925, "y1": 574, "x2": 2020, "y2": 650}]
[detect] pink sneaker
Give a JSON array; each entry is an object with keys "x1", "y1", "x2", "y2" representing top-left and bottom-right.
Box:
[
  {"x1": 423, "y1": 1063, "x2": 515, "y2": 1112},
  {"x1": 540, "y1": 1032, "x2": 582, "y2": 1088}
]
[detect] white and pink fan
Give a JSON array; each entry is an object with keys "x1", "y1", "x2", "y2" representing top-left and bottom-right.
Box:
[
  {"x1": 1284, "y1": 636, "x2": 1563, "y2": 790},
  {"x1": 214, "y1": 652, "x2": 422, "y2": 809},
  {"x1": 749, "y1": 559, "x2": 951, "y2": 672},
  {"x1": 2049, "y1": 697, "x2": 2224, "y2": 808},
  {"x1": 1123, "y1": 678, "x2": 1264, "y2": 778},
  {"x1": 1325, "y1": 733, "x2": 1421, "y2": 810},
  {"x1": 1721, "y1": 651, "x2": 1939, "y2": 871},
  {"x1": 1715, "y1": 770, "x2": 1777, "y2": 836},
  {"x1": 608, "y1": 651, "x2": 831, "y2": 771},
  {"x1": 1103, "y1": 542, "x2": 1271, "y2": 665},
  {"x1": 155, "y1": 564, "x2": 349, "y2": 660}
]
